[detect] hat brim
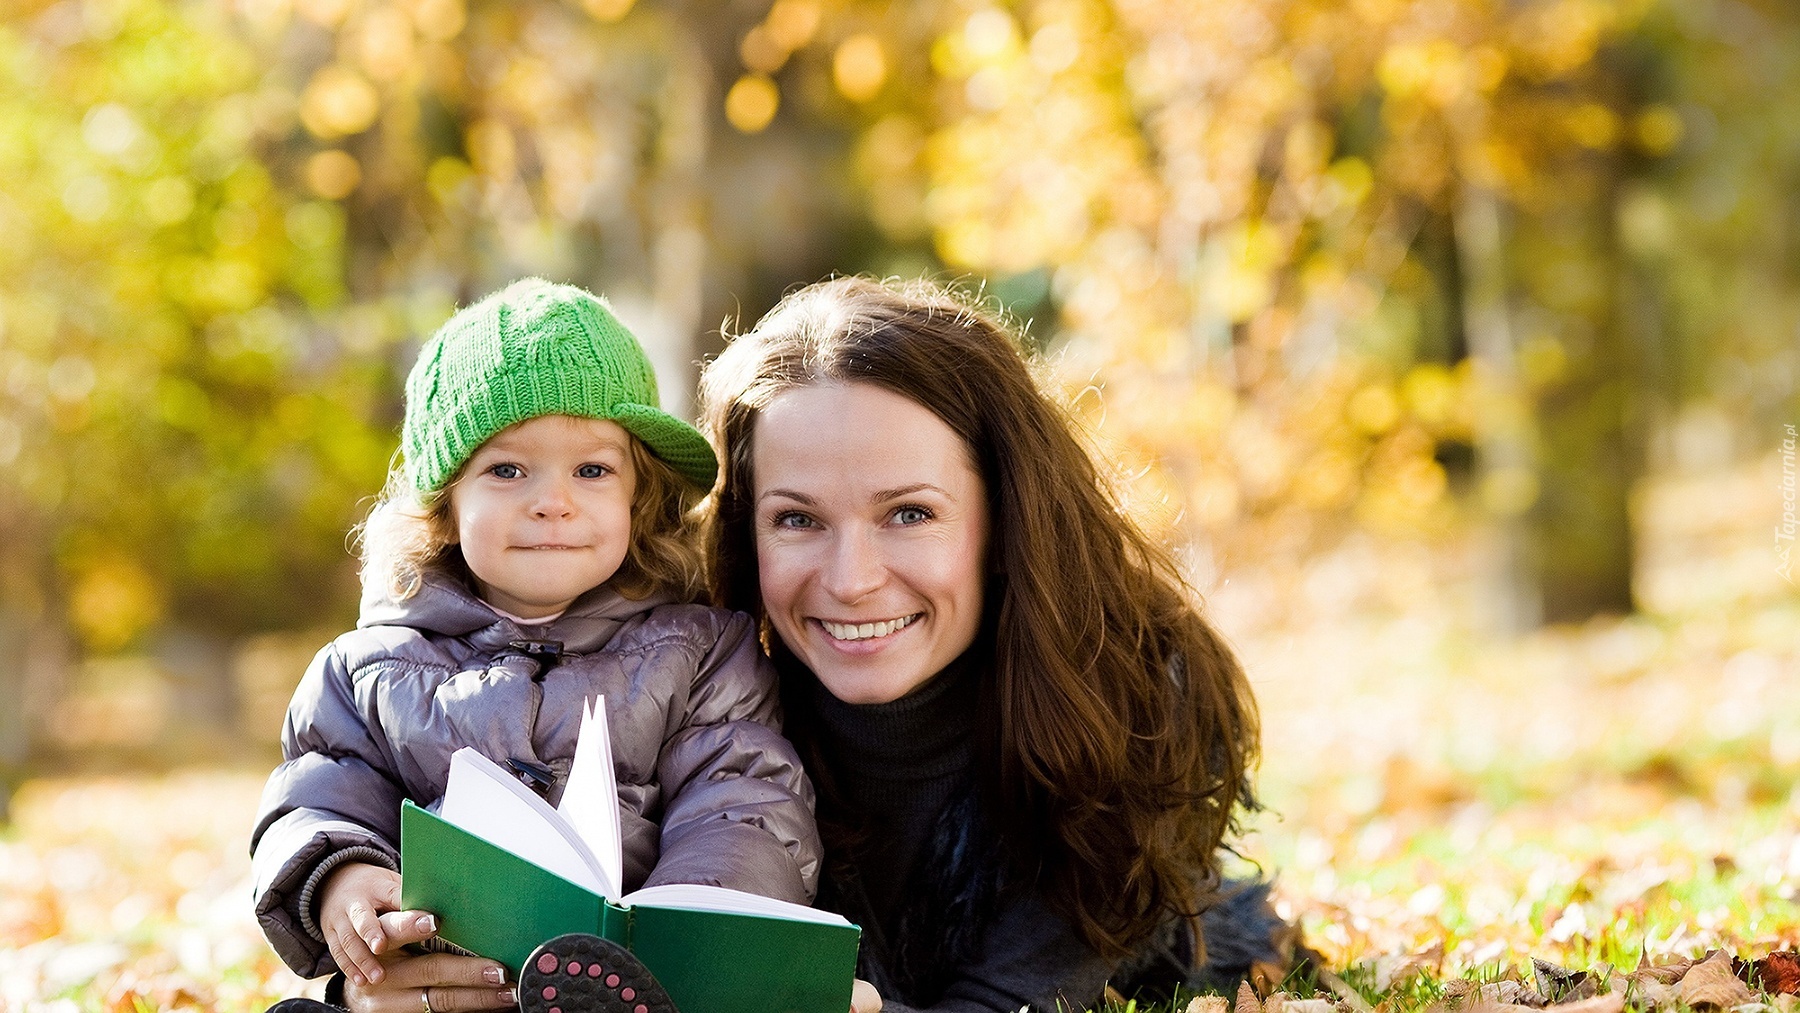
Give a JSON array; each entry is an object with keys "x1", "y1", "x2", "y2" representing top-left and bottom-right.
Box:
[{"x1": 610, "y1": 403, "x2": 719, "y2": 491}]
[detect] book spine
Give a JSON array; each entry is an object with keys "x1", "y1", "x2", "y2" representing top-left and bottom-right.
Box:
[{"x1": 600, "y1": 900, "x2": 633, "y2": 949}]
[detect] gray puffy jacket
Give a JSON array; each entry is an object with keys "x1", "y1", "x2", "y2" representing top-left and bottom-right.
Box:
[{"x1": 250, "y1": 572, "x2": 821, "y2": 978}]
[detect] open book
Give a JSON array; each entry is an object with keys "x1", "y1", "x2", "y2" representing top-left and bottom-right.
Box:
[{"x1": 400, "y1": 699, "x2": 860, "y2": 1013}]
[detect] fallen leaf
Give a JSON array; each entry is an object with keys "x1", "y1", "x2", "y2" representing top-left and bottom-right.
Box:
[
  {"x1": 1376, "y1": 943, "x2": 1445, "y2": 992},
  {"x1": 1479, "y1": 981, "x2": 1547, "y2": 1008},
  {"x1": 1546, "y1": 995, "x2": 1624, "y2": 1013},
  {"x1": 1240, "y1": 979, "x2": 1266, "y2": 1013},
  {"x1": 1283, "y1": 999, "x2": 1340, "y2": 1013},
  {"x1": 1253, "y1": 961, "x2": 1288, "y2": 996},
  {"x1": 1678, "y1": 950, "x2": 1758, "y2": 1009},
  {"x1": 1187, "y1": 996, "x2": 1231, "y2": 1013},
  {"x1": 1316, "y1": 967, "x2": 1376, "y2": 1013},
  {"x1": 1636, "y1": 954, "x2": 1696, "y2": 984},
  {"x1": 1772, "y1": 996, "x2": 1799, "y2": 1013},
  {"x1": 1624, "y1": 978, "x2": 1679, "y2": 1011},
  {"x1": 1267, "y1": 991, "x2": 1290, "y2": 1013},
  {"x1": 1442, "y1": 980, "x2": 1477, "y2": 1009},
  {"x1": 1534, "y1": 959, "x2": 1595, "y2": 1003},
  {"x1": 1756, "y1": 952, "x2": 1800, "y2": 995}
]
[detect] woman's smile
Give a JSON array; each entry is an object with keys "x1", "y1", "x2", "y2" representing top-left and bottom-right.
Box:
[{"x1": 816, "y1": 613, "x2": 922, "y2": 642}]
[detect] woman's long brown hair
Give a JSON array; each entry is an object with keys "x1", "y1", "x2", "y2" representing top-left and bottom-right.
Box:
[{"x1": 699, "y1": 276, "x2": 1260, "y2": 957}]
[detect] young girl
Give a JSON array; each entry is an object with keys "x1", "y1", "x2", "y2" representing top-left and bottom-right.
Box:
[{"x1": 252, "y1": 279, "x2": 821, "y2": 1013}]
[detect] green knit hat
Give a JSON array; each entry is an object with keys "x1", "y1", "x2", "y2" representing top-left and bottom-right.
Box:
[{"x1": 401, "y1": 278, "x2": 717, "y2": 493}]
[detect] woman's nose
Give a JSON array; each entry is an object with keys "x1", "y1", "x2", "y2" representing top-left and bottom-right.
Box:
[{"x1": 820, "y1": 530, "x2": 885, "y2": 603}]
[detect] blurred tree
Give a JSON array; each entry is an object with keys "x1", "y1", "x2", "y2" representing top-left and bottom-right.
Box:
[
  {"x1": 0, "y1": 0, "x2": 396, "y2": 766},
  {"x1": 772, "y1": 0, "x2": 1800, "y2": 627},
  {"x1": 0, "y1": 0, "x2": 879, "y2": 787}
]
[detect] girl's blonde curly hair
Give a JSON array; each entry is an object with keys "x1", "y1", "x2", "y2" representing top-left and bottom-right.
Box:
[{"x1": 358, "y1": 436, "x2": 706, "y2": 605}]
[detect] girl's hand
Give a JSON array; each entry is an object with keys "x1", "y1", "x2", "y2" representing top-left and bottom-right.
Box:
[
  {"x1": 341, "y1": 942, "x2": 515, "y2": 1013},
  {"x1": 851, "y1": 977, "x2": 883, "y2": 1013},
  {"x1": 318, "y1": 862, "x2": 413, "y2": 987}
]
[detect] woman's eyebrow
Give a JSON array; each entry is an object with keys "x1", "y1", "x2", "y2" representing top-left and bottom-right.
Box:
[
  {"x1": 871, "y1": 483, "x2": 946, "y2": 502},
  {"x1": 758, "y1": 483, "x2": 948, "y2": 505}
]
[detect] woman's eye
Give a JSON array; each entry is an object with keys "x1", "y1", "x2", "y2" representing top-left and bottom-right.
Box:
[
  {"x1": 772, "y1": 511, "x2": 816, "y2": 530},
  {"x1": 576, "y1": 463, "x2": 611, "y2": 479},
  {"x1": 488, "y1": 463, "x2": 522, "y2": 479},
  {"x1": 893, "y1": 506, "x2": 933, "y2": 525}
]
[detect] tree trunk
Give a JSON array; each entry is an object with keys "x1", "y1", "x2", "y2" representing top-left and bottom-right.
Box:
[
  {"x1": 1454, "y1": 179, "x2": 1544, "y2": 635},
  {"x1": 157, "y1": 625, "x2": 240, "y2": 761}
]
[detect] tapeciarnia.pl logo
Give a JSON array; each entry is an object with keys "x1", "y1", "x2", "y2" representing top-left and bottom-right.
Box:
[{"x1": 1778, "y1": 423, "x2": 1796, "y2": 585}]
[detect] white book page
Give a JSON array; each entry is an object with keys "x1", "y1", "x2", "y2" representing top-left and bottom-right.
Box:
[
  {"x1": 621, "y1": 883, "x2": 852, "y2": 926},
  {"x1": 555, "y1": 698, "x2": 623, "y2": 899},
  {"x1": 437, "y1": 747, "x2": 609, "y2": 897}
]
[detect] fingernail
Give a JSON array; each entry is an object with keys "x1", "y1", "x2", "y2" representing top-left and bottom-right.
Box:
[
  {"x1": 417, "y1": 914, "x2": 438, "y2": 934},
  {"x1": 367, "y1": 967, "x2": 383, "y2": 984},
  {"x1": 366, "y1": 934, "x2": 382, "y2": 950},
  {"x1": 499, "y1": 988, "x2": 518, "y2": 1005},
  {"x1": 484, "y1": 966, "x2": 504, "y2": 985}
]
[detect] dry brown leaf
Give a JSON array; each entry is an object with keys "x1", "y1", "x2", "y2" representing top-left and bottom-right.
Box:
[
  {"x1": 1441, "y1": 980, "x2": 1478, "y2": 1010},
  {"x1": 1636, "y1": 954, "x2": 1696, "y2": 983},
  {"x1": 1317, "y1": 967, "x2": 1377, "y2": 1013},
  {"x1": 1622, "y1": 976, "x2": 1680, "y2": 1012},
  {"x1": 1266, "y1": 991, "x2": 1290, "y2": 1013},
  {"x1": 1254, "y1": 961, "x2": 1290, "y2": 996},
  {"x1": 1756, "y1": 952, "x2": 1800, "y2": 996},
  {"x1": 1283, "y1": 999, "x2": 1341, "y2": 1013},
  {"x1": 1375, "y1": 942, "x2": 1446, "y2": 992},
  {"x1": 1458, "y1": 1003, "x2": 1542, "y2": 1013},
  {"x1": 1534, "y1": 958, "x2": 1596, "y2": 1003},
  {"x1": 1544, "y1": 995, "x2": 1624, "y2": 1013},
  {"x1": 1479, "y1": 981, "x2": 1547, "y2": 1007},
  {"x1": 1240, "y1": 979, "x2": 1266, "y2": 1013},
  {"x1": 1772, "y1": 995, "x2": 1799, "y2": 1013},
  {"x1": 1187, "y1": 996, "x2": 1232, "y2": 1013},
  {"x1": 1678, "y1": 950, "x2": 1758, "y2": 1009}
]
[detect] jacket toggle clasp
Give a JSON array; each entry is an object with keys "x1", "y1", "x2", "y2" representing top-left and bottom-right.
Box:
[
  {"x1": 506, "y1": 757, "x2": 556, "y2": 797},
  {"x1": 508, "y1": 639, "x2": 564, "y2": 679}
]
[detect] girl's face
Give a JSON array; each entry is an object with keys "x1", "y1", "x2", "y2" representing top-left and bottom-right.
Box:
[
  {"x1": 751, "y1": 382, "x2": 990, "y2": 705},
  {"x1": 449, "y1": 414, "x2": 636, "y2": 619}
]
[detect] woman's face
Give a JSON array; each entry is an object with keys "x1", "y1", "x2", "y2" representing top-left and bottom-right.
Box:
[{"x1": 751, "y1": 382, "x2": 990, "y2": 705}]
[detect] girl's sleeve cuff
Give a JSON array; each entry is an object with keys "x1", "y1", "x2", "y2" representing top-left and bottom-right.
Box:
[{"x1": 296, "y1": 845, "x2": 400, "y2": 943}]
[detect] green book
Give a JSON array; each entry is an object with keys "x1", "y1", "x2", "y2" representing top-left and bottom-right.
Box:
[{"x1": 399, "y1": 699, "x2": 861, "y2": 1013}]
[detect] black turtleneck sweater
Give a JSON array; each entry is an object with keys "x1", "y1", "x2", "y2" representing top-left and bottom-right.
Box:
[
  {"x1": 803, "y1": 659, "x2": 1117, "y2": 1013},
  {"x1": 809, "y1": 657, "x2": 980, "y2": 932},
  {"x1": 799, "y1": 659, "x2": 1284, "y2": 1012}
]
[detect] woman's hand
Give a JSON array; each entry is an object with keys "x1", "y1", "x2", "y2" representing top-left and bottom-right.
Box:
[
  {"x1": 340, "y1": 910, "x2": 515, "y2": 1013},
  {"x1": 850, "y1": 977, "x2": 883, "y2": 1013}
]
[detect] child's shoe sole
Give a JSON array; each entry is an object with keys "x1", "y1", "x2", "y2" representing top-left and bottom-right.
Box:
[{"x1": 518, "y1": 933, "x2": 680, "y2": 1013}]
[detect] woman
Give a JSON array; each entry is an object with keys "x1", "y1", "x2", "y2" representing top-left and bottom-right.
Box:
[{"x1": 699, "y1": 276, "x2": 1283, "y2": 1013}]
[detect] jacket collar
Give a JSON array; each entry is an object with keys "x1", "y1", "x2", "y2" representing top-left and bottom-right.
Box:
[{"x1": 357, "y1": 568, "x2": 672, "y2": 655}]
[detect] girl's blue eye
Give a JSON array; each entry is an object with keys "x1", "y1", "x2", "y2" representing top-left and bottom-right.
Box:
[
  {"x1": 894, "y1": 506, "x2": 932, "y2": 525},
  {"x1": 576, "y1": 463, "x2": 610, "y2": 479},
  {"x1": 773, "y1": 511, "x2": 816, "y2": 530},
  {"x1": 489, "y1": 463, "x2": 522, "y2": 479}
]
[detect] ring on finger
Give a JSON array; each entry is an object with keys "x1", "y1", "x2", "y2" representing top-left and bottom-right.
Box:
[{"x1": 421, "y1": 988, "x2": 433, "y2": 1013}]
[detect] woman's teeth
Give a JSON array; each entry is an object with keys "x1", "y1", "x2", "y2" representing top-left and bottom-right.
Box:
[{"x1": 820, "y1": 614, "x2": 919, "y2": 641}]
